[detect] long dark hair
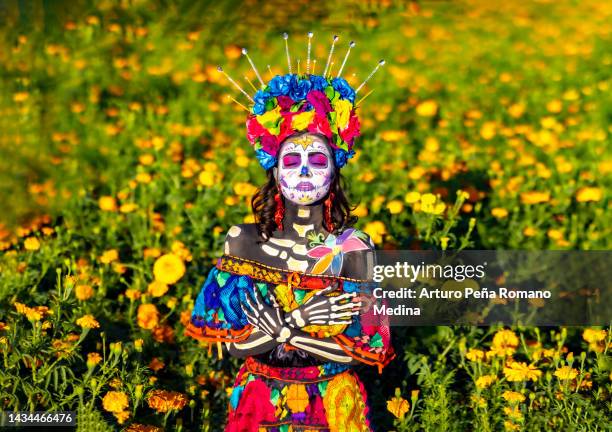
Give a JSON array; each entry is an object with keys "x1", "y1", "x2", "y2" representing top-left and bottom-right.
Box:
[{"x1": 251, "y1": 168, "x2": 357, "y2": 240}]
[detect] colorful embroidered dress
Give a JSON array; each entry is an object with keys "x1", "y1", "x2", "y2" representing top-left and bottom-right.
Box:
[{"x1": 186, "y1": 255, "x2": 395, "y2": 432}]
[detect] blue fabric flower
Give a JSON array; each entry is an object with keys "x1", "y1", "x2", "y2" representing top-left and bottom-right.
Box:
[
  {"x1": 309, "y1": 74, "x2": 329, "y2": 91},
  {"x1": 255, "y1": 149, "x2": 277, "y2": 170},
  {"x1": 334, "y1": 148, "x2": 355, "y2": 168},
  {"x1": 288, "y1": 77, "x2": 312, "y2": 101},
  {"x1": 331, "y1": 77, "x2": 356, "y2": 103},
  {"x1": 252, "y1": 90, "x2": 271, "y2": 114},
  {"x1": 268, "y1": 74, "x2": 293, "y2": 97}
]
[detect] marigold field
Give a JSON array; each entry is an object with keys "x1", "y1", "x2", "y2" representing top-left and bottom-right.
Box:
[{"x1": 0, "y1": 0, "x2": 610, "y2": 431}]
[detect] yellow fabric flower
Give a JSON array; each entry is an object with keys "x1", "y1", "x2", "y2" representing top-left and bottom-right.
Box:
[
  {"x1": 102, "y1": 391, "x2": 129, "y2": 413},
  {"x1": 76, "y1": 314, "x2": 100, "y2": 329},
  {"x1": 256, "y1": 106, "x2": 282, "y2": 132},
  {"x1": 153, "y1": 254, "x2": 185, "y2": 284},
  {"x1": 333, "y1": 99, "x2": 353, "y2": 130},
  {"x1": 291, "y1": 110, "x2": 315, "y2": 131}
]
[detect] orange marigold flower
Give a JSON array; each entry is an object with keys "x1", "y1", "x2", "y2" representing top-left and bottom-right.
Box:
[
  {"x1": 76, "y1": 314, "x2": 100, "y2": 329},
  {"x1": 102, "y1": 391, "x2": 129, "y2": 413},
  {"x1": 147, "y1": 280, "x2": 169, "y2": 297},
  {"x1": 87, "y1": 352, "x2": 102, "y2": 368},
  {"x1": 387, "y1": 394, "x2": 410, "y2": 419},
  {"x1": 100, "y1": 249, "x2": 119, "y2": 264},
  {"x1": 137, "y1": 304, "x2": 159, "y2": 330},
  {"x1": 146, "y1": 389, "x2": 188, "y2": 413},
  {"x1": 98, "y1": 196, "x2": 117, "y2": 211},
  {"x1": 75, "y1": 284, "x2": 94, "y2": 301}
]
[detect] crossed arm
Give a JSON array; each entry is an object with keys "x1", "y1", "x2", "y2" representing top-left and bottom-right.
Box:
[{"x1": 225, "y1": 285, "x2": 368, "y2": 364}]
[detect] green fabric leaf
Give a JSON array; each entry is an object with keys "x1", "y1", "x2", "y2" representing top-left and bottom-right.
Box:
[
  {"x1": 294, "y1": 289, "x2": 306, "y2": 305},
  {"x1": 270, "y1": 388, "x2": 280, "y2": 405},
  {"x1": 318, "y1": 380, "x2": 328, "y2": 396},
  {"x1": 369, "y1": 332, "x2": 384, "y2": 348},
  {"x1": 215, "y1": 271, "x2": 230, "y2": 286}
]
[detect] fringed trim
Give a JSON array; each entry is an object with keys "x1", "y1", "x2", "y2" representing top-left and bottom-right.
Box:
[
  {"x1": 332, "y1": 334, "x2": 396, "y2": 374},
  {"x1": 184, "y1": 321, "x2": 253, "y2": 343}
]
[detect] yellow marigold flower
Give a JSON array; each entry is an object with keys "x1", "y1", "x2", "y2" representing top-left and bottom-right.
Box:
[
  {"x1": 491, "y1": 329, "x2": 519, "y2": 356},
  {"x1": 583, "y1": 328, "x2": 607, "y2": 344},
  {"x1": 147, "y1": 390, "x2": 188, "y2": 413},
  {"x1": 76, "y1": 314, "x2": 100, "y2": 329},
  {"x1": 363, "y1": 221, "x2": 387, "y2": 245},
  {"x1": 352, "y1": 204, "x2": 368, "y2": 217},
  {"x1": 386, "y1": 395, "x2": 410, "y2": 419},
  {"x1": 147, "y1": 280, "x2": 169, "y2": 297},
  {"x1": 125, "y1": 289, "x2": 142, "y2": 301},
  {"x1": 124, "y1": 423, "x2": 162, "y2": 432},
  {"x1": 119, "y1": 203, "x2": 138, "y2": 213},
  {"x1": 416, "y1": 100, "x2": 438, "y2": 117},
  {"x1": 137, "y1": 304, "x2": 159, "y2": 330},
  {"x1": 198, "y1": 170, "x2": 215, "y2": 187},
  {"x1": 465, "y1": 348, "x2": 485, "y2": 362},
  {"x1": 100, "y1": 249, "x2": 119, "y2": 264},
  {"x1": 153, "y1": 254, "x2": 185, "y2": 284},
  {"x1": 233, "y1": 182, "x2": 258, "y2": 197},
  {"x1": 475, "y1": 375, "x2": 496, "y2": 389},
  {"x1": 546, "y1": 99, "x2": 562, "y2": 113},
  {"x1": 292, "y1": 110, "x2": 316, "y2": 131},
  {"x1": 87, "y1": 352, "x2": 102, "y2": 368},
  {"x1": 520, "y1": 191, "x2": 550, "y2": 205},
  {"x1": 134, "y1": 338, "x2": 144, "y2": 352},
  {"x1": 139, "y1": 154, "x2": 155, "y2": 165},
  {"x1": 504, "y1": 420, "x2": 520, "y2": 431},
  {"x1": 386, "y1": 200, "x2": 404, "y2": 214},
  {"x1": 236, "y1": 155, "x2": 250, "y2": 168},
  {"x1": 98, "y1": 196, "x2": 117, "y2": 211},
  {"x1": 380, "y1": 130, "x2": 407, "y2": 142},
  {"x1": 503, "y1": 361, "x2": 542, "y2": 382},
  {"x1": 470, "y1": 394, "x2": 487, "y2": 409},
  {"x1": 480, "y1": 122, "x2": 497, "y2": 140},
  {"x1": 491, "y1": 207, "x2": 508, "y2": 218},
  {"x1": 420, "y1": 193, "x2": 436, "y2": 206},
  {"x1": 404, "y1": 191, "x2": 421, "y2": 204},
  {"x1": 507, "y1": 103, "x2": 525, "y2": 118},
  {"x1": 547, "y1": 229, "x2": 563, "y2": 240},
  {"x1": 554, "y1": 366, "x2": 579, "y2": 381},
  {"x1": 102, "y1": 391, "x2": 129, "y2": 413},
  {"x1": 75, "y1": 284, "x2": 94, "y2": 301},
  {"x1": 502, "y1": 390, "x2": 526, "y2": 404},
  {"x1": 0, "y1": 322, "x2": 9, "y2": 331},
  {"x1": 503, "y1": 406, "x2": 523, "y2": 421},
  {"x1": 113, "y1": 411, "x2": 130, "y2": 424},
  {"x1": 575, "y1": 187, "x2": 602, "y2": 203},
  {"x1": 24, "y1": 237, "x2": 41, "y2": 251},
  {"x1": 523, "y1": 227, "x2": 537, "y2": 237}
]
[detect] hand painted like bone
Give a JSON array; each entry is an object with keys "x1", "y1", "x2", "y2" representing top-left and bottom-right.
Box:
[
  {"x1": 284, "y1": 284, "x2": 363, "y2": 329},
  {"x1": 241, "y1": 287, "x2": 294, "y2": 343}
]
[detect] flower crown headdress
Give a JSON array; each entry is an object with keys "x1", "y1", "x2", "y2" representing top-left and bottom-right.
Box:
[{"x1": 217, "y1": 33, "x2": 385, "y2": 170}]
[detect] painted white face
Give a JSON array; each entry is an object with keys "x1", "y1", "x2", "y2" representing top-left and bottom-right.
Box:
[{"x1": 275, "y1": 134, "x2": 334, "y2": 205}]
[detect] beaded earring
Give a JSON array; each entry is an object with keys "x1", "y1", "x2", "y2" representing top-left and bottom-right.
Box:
[
  {"x1": 324, "y1": 192, "x2": 335, "y2": 233},
  {"x1": 274, "y1": 193, "x2": 285, "y2": 231}
]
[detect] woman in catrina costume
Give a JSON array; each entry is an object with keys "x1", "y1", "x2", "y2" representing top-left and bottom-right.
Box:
[{"x1": 185, "y1": 33, "x2": 394, "y2": 432}]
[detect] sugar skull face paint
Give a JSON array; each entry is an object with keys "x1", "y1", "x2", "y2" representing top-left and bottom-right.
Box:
[{"x1": 276, "y1": 134, "x2": 334, "y2": 205}]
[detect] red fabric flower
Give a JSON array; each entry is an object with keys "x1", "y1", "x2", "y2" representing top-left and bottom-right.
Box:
[
  {"x1": 277, "y1": 95, "x2": 295, "y2": 111},
  {"x1": 277, "y1": 112, "x2": 298, "y2": 144},
  {"x1": 260, "y1": 135, "x2": 279, "y2": 156},
  {"x1": 307, "y1": 114, "x2": 333, "y2": 143},
  {"x1": 226, "y1": 380, "x2": 276, "y2": 432},
  {"x1": 246, "y1": 115, "x2": 268, "y2": 144},
  {"x1": 339, "y1": 112, "x2": 361, "y2": 147},
  {"x1": 306, "y1": 90, "x2": 332, "y2": 116}
]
